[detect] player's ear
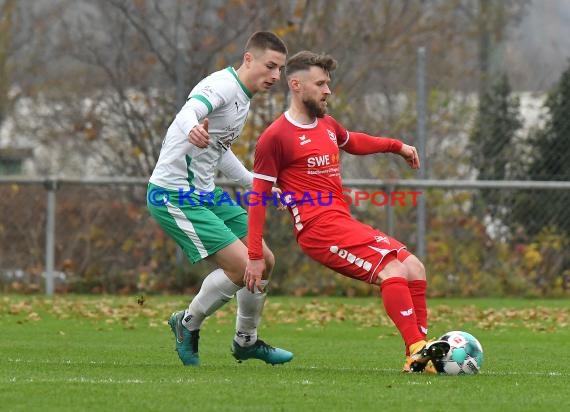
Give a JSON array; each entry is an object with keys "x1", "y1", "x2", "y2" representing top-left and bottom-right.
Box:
[
  {"x1": 289, "y1": 78, "x2": 301, "y2": 92},
  {"x1": 244, "y1": 51, "x2": 253, "y2": 67}
]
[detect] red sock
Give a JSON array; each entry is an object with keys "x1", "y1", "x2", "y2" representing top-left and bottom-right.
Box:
[
  {"x1": 408, "y1": 279, "x2": 428, "y2": 339},
  {"x1": 380, "y1": 277, "x2": 424, "y2": 349}
]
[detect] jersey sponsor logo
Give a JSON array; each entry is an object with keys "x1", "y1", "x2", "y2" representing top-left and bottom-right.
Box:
[
  {"x1": 307, "y1": 154, "x2": 331, "y2": 167},
  {"x1": 400, "y1": 308, "x2": 414, "y2": 317},
  {"x1": 298, "y1": 135, "x2": 312, "y2": 146},
  {"x1": 374, "y1": 235, "x2": 389, "y2": 243},
  {"x1": 217, "y1": 135, "x2": 236, "y2": 151},
  {"x1": 218, "y1": 125, "x2": 239, "y2": 150},
  {"x1": 200, "y1": 85, "x2": 215, "y2": 99},
  {"x1": 329, "y1": 245, "x2": 373, "y2": 271},
  {"x1": 327, "y1": 129, "x2": 337, "y2": 143}
]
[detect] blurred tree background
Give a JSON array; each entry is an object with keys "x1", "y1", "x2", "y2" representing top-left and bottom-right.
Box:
[{"x1": 0, "y1": 0, "x2": 568, "y2": 297}]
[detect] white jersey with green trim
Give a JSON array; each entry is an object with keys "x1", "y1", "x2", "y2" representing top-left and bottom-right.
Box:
[{"x1": 149, "y1": 67, "x2": 252, "y2": 192}]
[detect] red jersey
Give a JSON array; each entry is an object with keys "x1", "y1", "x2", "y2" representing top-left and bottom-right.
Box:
[{"x1": 253, "y1": 112, "x2": 352, "y2": 235}]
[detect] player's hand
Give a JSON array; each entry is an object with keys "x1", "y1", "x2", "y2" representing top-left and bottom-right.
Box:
[
  {"x1": 189, "y1": 118, "x2": 209, "y2": 148},
  {"x1": 271, "y1": 187, "x2": 287, "y2": 211},
  {"x1": 244, "y1": 259, "x2": 266, "y2": 293},
  {"x1": 399, "y1": 144, "x2": 420, "y2": 169}
]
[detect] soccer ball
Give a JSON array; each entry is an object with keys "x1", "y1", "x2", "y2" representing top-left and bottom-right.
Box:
[{"x1": 432, "y1": 330, "x2": 484, "y2": 375}]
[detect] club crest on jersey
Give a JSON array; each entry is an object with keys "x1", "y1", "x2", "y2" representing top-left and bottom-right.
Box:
[
  {"x1": 327, "y1": 129, "x2": 337, "y2": 143},
  {"x1": 298, "y1": 135, "x2": 312, "y2": 146}
]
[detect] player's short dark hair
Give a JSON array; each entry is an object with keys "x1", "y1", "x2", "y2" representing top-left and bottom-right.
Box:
[
  {"x1": 285, "y1": 51, "x2": 337, "y2": 78},
  {"x1": 245, "y1": 31, "x2": 288, "y2": 55}
]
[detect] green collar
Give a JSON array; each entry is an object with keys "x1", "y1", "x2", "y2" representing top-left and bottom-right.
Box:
[{"x1": 227, "y1": 67, "x2": 253, "y2": 99}]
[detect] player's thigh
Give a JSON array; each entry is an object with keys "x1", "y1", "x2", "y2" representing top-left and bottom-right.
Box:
[
  {"x1": 210, "y1": 187, "x2": 249, "y2": 240},
  {"x1": 298, "y1": 216, "x2": 407, "y2": 284},
  {"x1": 208, "y1": 239, "x2": 248, "y2": 284}
]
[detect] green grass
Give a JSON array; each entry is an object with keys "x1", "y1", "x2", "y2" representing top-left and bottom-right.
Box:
[{"x1": 1, "y1": 295, "x2": 569, "y2": 412}]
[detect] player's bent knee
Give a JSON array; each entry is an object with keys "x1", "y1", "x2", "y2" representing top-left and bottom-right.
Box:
[
  {"x1": 222, "y1": 269, "x2": 245, "y2": 287},
  {"x1": 403, "y1": 255, "x2": 426, "y2": 281},
  {"x1": 376, "y1": 259, "x2": 408, "y2": 284}
]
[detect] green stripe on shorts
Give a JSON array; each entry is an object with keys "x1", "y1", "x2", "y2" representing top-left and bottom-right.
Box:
[{"x1": 146, "y1": 183, "x2": 247, "y2": 263}]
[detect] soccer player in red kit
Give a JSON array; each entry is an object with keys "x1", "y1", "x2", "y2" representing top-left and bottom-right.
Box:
[{"x1": 245, "y1": 50, "x2": 446, "y2": 373}]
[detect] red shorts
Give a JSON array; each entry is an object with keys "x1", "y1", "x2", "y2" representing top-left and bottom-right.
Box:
[{"x1": 297, "y1": 213, "x2": 410, "y2": 284}]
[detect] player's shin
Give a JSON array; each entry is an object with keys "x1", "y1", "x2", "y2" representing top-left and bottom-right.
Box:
[
  {"x1": 408, "y1": 279, "x2": 428, "y2": 339},
  {"x1": 182, "y1": 268, "x2": 241, "y2": 331},
  {"x1": 235, "y1": 279, "x2": 269, "y2": 347},
  {"x1": 380, "y1": 277, "x2": 425, "y2": 349}
]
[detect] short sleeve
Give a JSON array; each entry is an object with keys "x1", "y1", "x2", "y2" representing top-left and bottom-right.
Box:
[{"x1": 189, "y1": 83, "x2": 235, "y2": 115}]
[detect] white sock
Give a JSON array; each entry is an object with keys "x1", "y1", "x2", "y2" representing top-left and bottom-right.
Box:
[
  {"x1": 182, "y1": 268, "x2": 241, "y2": 331},
  {"x1": 234, "y1": 279, "x2": 269, "y2": 347}
]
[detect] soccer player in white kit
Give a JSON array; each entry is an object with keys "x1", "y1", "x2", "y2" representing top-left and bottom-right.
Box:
[{"x1": 147, "y1": 32, "x2": 292, "y2": 366}]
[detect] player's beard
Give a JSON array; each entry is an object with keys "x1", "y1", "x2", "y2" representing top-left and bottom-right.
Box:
[{"x1": 303, "y1": 96, "x2": 327, "y2": 118}]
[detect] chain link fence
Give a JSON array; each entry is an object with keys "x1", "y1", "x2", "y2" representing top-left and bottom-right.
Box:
[
  {"x1": 1, "y1": 2, "x2": 569, "y2": 298},
  {"x1": 1, "y1": 177, "x2": 568, "y2": 297}
]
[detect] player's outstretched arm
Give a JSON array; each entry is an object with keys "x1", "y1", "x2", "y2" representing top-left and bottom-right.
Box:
[
  {"x1": 341, "y1": 131, "x2": 403, "y2": 155},
  {"x1": 340, "y1": 131, "x2": 420, "y2": 169}
]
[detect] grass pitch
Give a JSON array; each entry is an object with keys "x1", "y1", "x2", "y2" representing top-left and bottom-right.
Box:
[{"x1": 1, "y1": 295, "x2": 568, "y2": 412}]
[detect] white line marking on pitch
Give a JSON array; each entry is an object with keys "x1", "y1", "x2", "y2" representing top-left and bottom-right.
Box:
[{"x1": 4, "y1": 359, "x2": 568, "y2": 379}]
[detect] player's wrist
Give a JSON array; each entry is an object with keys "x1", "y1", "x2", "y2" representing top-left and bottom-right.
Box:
[
  {"x1": 392, "y1": 139, "x2": 404, "y2": 153},
  {"x1": 248, "y1": 253, "x2": 264, "y2": 261}
]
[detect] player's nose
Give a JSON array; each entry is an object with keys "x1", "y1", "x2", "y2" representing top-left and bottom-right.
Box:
[{"x1": 271, "y1": 67, "x2": 281, "y2": 81}]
